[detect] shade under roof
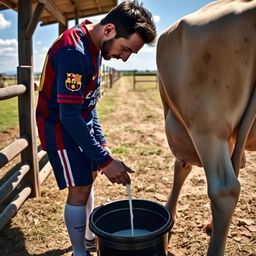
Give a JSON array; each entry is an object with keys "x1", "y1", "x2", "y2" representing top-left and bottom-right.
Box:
[{"x1": 0, "y1": 0, "x2": 118, "y2": 25}]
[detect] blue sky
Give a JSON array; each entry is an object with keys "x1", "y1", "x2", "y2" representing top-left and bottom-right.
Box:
[{"x1": 0, "y1": 0, "x2": 215, "y2": 73}]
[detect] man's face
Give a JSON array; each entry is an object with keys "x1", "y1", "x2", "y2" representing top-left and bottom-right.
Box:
[{"x1": 101, "y1": 32, "x2": 144, "y2": 62}]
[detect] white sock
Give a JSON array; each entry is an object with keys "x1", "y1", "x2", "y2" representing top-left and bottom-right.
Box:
[
  {"x1": 64, "y1": 203, "x2": 87, "y2": 256},
  {"x1": 85, "y1": 188, "x2": 95, "y2": 241}
]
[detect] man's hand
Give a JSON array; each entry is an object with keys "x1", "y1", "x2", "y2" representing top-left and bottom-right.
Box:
[{"x1": 102, "y1": 159, "x2": 134, "y2": 185}]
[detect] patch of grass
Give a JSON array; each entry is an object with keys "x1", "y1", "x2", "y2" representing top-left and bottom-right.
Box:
[
  {"x1": 123, "y1": 126, "x2": 143, "y2": 134},
  {"x1": 139, "y1": 146, "x2": 162, "y2": 156},
  {"x1": 97, "y1": 82, "x2": 120, "y2": 121},
  {"x1": 133, "y1": 79, "x2": 162, "y2": 106},
  {"x1": 96, "y1": 97, "x2": 116, "y2": 121},
  {"x1": 134, "y1": 82, "x2": 157, "y2": 92},
  {"x1": 112, "y1": 147, "x2": 128, "y2": 154},
  {"x1": 149, "y1": 90, "x2": 162, "y2": 105},
  {"x1": 111, "y1": 142, "x2": 136, "y2": 155},
  {"x1": 0, "y1": 98, "x2": 19, "y2": 132},
  {"x1": 121, "y1": 142, "x2": 136, "y2": 148}
]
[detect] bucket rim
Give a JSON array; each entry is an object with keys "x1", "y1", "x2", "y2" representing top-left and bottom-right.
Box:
[{"x1": 89, "y1": 198, "x2": 173, "y2": 241}]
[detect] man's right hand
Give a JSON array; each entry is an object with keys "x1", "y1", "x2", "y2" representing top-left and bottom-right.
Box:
[{"x1": 102, "y1": 159, "x2": 134, "y2": 186}]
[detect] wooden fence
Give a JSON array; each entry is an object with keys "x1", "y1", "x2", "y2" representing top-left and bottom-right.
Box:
[
  {"x1": 0, "y1": 65, "x2": 121, "y2": 231},
  {"x1": 133, "y1": 71, "x2": 158, "y2": 89},
  {"x1": 100, "y1": 64, "x2": 122, "y2": 97}
]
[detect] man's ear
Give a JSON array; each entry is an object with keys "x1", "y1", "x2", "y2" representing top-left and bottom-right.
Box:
[{"x1": 104, "y1": 24, "x2": 116, "y2": 38}]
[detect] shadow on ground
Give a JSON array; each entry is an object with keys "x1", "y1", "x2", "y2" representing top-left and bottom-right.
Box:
[{"x1": 0, "y1": 223, "x2": 71, "y2": 256}]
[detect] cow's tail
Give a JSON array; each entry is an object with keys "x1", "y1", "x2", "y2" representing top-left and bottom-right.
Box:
[{"x1": 231, "y1": 82, "x2": 256, "y2": 175}]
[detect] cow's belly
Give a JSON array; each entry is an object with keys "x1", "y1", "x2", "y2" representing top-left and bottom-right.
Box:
[
  {"x1": 165, "y1": 109, "x2": 202, "y2": 167},
  {"x1": 165, "y1": 107, "x2": 255, "y2": 168}
]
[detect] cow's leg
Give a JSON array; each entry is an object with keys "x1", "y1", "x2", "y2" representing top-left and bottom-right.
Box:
[
  {"x1": 163, "y1": 107, "x2": 198, "y2": 226},
  {"x1": 165, "y1": 159, "x2": 192, "y2": 224},
  {"x1": 192, "y1": 134, "x2": 241, "y2": 256},
  {"x1": 204, "y1": 150, "x2": 246, "y2": 234}
]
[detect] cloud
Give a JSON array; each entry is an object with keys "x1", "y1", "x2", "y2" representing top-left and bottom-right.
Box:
[
  {"x1": 34, "y1": 53, "x2": 47, "y2": 72},
  {"x1": 0, "y1": 13, "x2": 11, "y2": 30},
  {"x1": 0, "y1": 39, "x2": 18, "y2": 55},
  {"x1": 153, "y1": 15, "x2": 160, "y2": 23},
  {"x1": 0, "y1": 39, "x2": 18, "y2": 72},
  {"x1": 103, "y1": 49, "x2": 157, "y2": 71}
]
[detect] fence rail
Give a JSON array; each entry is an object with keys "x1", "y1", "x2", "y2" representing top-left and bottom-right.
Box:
[
  {"x1": 0, "y1": 84, "x2": 26, "y2": 100},
  {"x1": 0, "y1": 137, "x2": 28, "y2": 168},
  {"x1": 133, "y1": 71, "x2": 158, "y2": 89},
  {"x1": 0, "y1": 64, "x2": 121, "y2": 231}
]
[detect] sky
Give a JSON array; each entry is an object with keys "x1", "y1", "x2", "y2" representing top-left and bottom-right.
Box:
[{"x1": 0, "y1": 0, "x2": 216, "y2": 74}]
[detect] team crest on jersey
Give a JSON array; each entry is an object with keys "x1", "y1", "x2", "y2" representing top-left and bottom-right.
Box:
[{"x1": 65, "y1": 73, "x2": 82, "y2": 92}]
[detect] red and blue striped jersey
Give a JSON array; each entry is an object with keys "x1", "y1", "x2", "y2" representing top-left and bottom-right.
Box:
[{"x1": 36, "y1": 20, "x2": 112, "y2": 168}]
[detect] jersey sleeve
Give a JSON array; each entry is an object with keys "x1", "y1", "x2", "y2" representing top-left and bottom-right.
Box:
[
  {"x1": 59, "y1": 103, "x2": 112, "y2": 168},
  {"x1": 53, "y1": 47, "x2": 89, "y2": 105},
  {"x1": 53, "y1": 47, "x2": 112, "y2": 168},
  {"x1": 92, "y1": 108, "x2": 107, "y2": 146}
]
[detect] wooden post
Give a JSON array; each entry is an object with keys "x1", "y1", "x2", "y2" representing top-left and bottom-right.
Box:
[
  {"x1": 18, "y1": 0, "x2": 40, "y2": 197},
  {"x1": 59, "y1": 22, "x2": 67, "y2": 35},
  {"x1": 109, "y1": 68, "x2": 113, "y2": 88},
  {"x1": 103, "y1": 64, "x2": 106, "y2": 88},
  {"x1": 133, "y1": 70, "x2": 136, "y2": 89},
  {"x1": 75, "y1": 7, "x2": 79, "y2": 25},
  {"x1": 106, "y1": 66, "x2": 110, "y2": 87}
]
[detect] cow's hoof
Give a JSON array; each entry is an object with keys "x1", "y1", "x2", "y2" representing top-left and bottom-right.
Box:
[{"x1": 203, "y1": 222, "x2": 212, "y2": 235}]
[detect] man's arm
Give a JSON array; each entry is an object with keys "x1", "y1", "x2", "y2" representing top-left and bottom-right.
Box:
[
  {"x1": 92, "y1": 108, "x2": 107, "y2": 146},
  {"x1": 59, "y1": 102, "x2": 113, "y2": 168}
]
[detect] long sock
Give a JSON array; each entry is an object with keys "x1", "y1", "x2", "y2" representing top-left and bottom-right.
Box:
[
  {"x1": 85, "y1": 188, "x2": 95, "y2": 241},
  {"x1": 64, "y1": 203, "x2": 87, "y2": 256}
]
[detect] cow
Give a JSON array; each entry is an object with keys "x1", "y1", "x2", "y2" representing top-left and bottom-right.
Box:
[{"x1": 156, "y1": 0, "x2": 256, "y2": 255}]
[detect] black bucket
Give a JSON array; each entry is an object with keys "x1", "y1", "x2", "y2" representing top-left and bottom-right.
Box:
[{"x1": 89, "y1": 199, "x2": 173, "y2": 256}]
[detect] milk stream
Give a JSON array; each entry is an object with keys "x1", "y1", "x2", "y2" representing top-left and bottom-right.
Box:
[{"x1": 126, "y1": 184, "x2": 134, "y2": 236}]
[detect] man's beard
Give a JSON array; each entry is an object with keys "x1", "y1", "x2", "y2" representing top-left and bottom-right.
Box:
[{"x1": 101, "y1": 38, "x2": 118, "y2": 60}]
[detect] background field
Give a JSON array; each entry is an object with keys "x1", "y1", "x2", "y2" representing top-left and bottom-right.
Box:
[{"x1": 0, "y1": 76, "x2": 255, "y2": 256}]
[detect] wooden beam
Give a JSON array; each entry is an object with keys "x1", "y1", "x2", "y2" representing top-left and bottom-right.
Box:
[
  {"x1": 39, "y1": 3, "x2": 115, "y2": 26},
  {"x1": 17, "y1": 65, "x2": 41, "y2": 198},
  {"x1": 38, "y1": 149, "x2": 47, "y2": 161},
  {"x1": 18, "y1": 1, "x2": 32, "y2": 65},
  {"x1": 39, "y1": 161, "x2": 52, "y2": 185},
  {"x1": 0, "y1": 0, "x2": 16, "y2": 10},
  {"x1": 26, "y1": 2, "x2": 45, "y2": 39},
  {"x1": 74, "y1": 7, "x2": 79, "y2": 25},
  {"x1": 0, "y1": 164, "x2": 30, "y2": 204},
  {"x1": 0, "y1": 5, "x2": 8, "y2": 11},
  {"x1": 0, "y1": 137, "x2": 28, "y2": 169},
  {"x1": 0, "y1": 185, "x2": 32, "y2": 231},
  {"x1": 58, "y1": 21, "x2": 67, "y2": 35},
  {"x1": 95, "y1": 0, "x2": 102, "y2": 12},
  {"x1": 18, "y1": 0, "x2": 40, "y2": 198},
  {"x1": 68, "y1": 0, "x2": 79, "y2": 24},
  {"x1": 0, "y1": 84, "x2": 26, "y2": 100},
  {"x1": 37, "y1": 0, "x2": 66, "y2": 25}
]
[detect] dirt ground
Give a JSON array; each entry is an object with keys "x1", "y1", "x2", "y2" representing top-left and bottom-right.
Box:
[{"x1": 0, "y1": 76, "x2": 255, "y2": 256}]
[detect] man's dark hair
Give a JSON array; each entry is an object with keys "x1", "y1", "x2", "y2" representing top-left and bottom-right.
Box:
[{"x1": 100, "y1": 0, "x2": 157, "y2": 44}]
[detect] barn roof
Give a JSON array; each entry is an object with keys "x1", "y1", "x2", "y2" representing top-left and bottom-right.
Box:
[{"x1": 0, "y1": 0, "x2": 118, "y2": 26}]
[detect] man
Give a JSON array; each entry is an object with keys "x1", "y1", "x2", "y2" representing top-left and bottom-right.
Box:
[{"x1": 36, "y1": 1, "x2": 156, "y2": 255}]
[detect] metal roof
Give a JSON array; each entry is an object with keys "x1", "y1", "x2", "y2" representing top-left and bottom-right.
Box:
[{"x1": 0, "y1": 0, "x2": 118, "y2": 25}]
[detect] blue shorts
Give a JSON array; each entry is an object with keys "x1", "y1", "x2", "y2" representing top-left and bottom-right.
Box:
[{"x1": 47, "y1": 147, "x2": 98, "y2": 190}]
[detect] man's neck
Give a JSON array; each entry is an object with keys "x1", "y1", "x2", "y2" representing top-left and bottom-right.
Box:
[{"x1": 86, "y1": 22, "x2": 102, "y2": 50}]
